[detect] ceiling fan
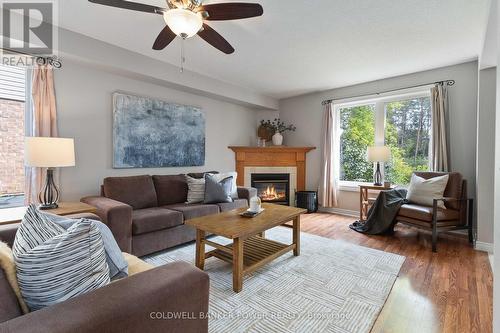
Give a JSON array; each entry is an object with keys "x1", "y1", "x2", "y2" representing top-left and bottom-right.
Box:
[{"x1": 88, "y1": 0, "x2": 264, "y2": 54}]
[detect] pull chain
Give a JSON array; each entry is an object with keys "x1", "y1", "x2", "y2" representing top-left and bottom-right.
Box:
[{"x1": 180, "y1": 37, "x2": 186, "y2": 73}]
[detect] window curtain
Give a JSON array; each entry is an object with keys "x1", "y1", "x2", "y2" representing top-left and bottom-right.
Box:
[
  {"x1": 24, "y1": 65, "x2": 58, "y2": 204},
  {"x1": 430, "y1": 84, "x2": 450, "y2": 172},
  {"x1": 319, "y1": 101, "x2": 340, "y2": 207}
]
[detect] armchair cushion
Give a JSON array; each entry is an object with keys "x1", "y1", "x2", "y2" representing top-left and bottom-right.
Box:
[
  {"x1": 398, "y1": 204, "x2": 459, "y2": 221},
  {"x1": 132, "y1": 208, "x2": 183, "y2": 235}
]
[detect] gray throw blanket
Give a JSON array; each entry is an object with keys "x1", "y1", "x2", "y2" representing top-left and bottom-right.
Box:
[{"x1": 349, "y1": 188, "x2": 408, "y2": 234}]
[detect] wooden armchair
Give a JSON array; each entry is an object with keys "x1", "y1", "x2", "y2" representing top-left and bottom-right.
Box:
[{"x1": 395, "y1": 172, "x2": 473, "y2": 252}]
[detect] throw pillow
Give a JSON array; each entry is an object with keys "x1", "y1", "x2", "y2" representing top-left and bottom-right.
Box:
[
  {"x1": 204, "y1": 174, "x2": 233, "y2": 204},
  {"x1": 213, "y1": 172, "x2": 238, "y2": 199},
  {"x1": 45, "y1": 213, "x2": 128, "y2": 280},
  {"x1": 186, "y1": 175, "x2": 206, "y2": 204},
  {"x1": 13, "y1": 206, "x2": 110, "y2": 311},
  {"x1": 0, "y1": 241, "x2": 29, "y2": 313},
  {"x1": 122, "y1": 252, "x2": 154, "y2": 276},
  {"x1": 406, "y1": 174, "x2": 449, "y2": 209}
]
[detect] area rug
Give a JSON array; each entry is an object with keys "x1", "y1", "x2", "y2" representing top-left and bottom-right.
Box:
[{"x1": 143, "y1": 227, "x2": 405, "y2": 333}]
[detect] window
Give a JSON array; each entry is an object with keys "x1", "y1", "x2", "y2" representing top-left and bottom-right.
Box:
[
  {"x1": 337, "y1": 90, "x2": 432, "y2": 186},
  {"x1": 0, "y1": 64, "x2": 29, "y2": 208},
  {"x1": 339, "y1": 104, "x2": 375, "y2": 183}
]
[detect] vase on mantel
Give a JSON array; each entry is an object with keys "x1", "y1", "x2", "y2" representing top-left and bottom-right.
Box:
[{"x1": 272, "y1": 132, "x2": 283, "y2": 146}]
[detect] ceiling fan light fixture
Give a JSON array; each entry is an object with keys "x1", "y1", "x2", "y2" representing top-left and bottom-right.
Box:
[{"x1": 163, "y1": 8, "x2": 203, "y2": 38}]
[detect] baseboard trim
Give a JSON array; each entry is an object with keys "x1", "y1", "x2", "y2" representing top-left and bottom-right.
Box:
[
  {"x1": 319, "y1": 207, "x2": 359, "y2": 218},
  {"x1": 475, "y1": 241, "x2": 493, "y2": 253}
]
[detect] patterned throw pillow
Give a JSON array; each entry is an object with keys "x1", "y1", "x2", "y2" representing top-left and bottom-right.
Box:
[
  {"x1": 204, "y1": 174, "x2": 233, "y2": 204},
  {"x1": 185, "y1": 175, "x2": 206, "y2": 204},
  {"x1": 12, "y1": 205, "x2": 110, "y2": 311}
]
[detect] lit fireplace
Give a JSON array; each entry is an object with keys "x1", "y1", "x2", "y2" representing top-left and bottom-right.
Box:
[{"x1": 251, "y1": 173, "x2": 290, "y2": 205}]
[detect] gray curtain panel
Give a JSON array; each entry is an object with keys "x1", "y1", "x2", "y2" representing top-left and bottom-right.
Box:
[{"x1": 431, "y1": 84, "x2": 450, "y2": 172}]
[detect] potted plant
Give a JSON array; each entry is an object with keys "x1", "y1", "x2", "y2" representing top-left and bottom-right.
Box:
[{"x1": 260, "y1": 119, "x2": 296, "y2": 146}]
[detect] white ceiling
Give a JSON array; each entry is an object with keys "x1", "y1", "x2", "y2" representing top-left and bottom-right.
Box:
[{"x1": 58, "y1": 0, "x2": 490, "y2": 99}]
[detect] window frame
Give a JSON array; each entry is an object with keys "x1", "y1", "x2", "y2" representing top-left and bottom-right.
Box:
[{"x1": 335, "y1": 86, "x2": 433, "y2": 190}]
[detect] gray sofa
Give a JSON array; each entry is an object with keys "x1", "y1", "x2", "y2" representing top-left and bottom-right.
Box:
[{"x1": 82, "y1": 172, "x2": 257, "y2": 257}]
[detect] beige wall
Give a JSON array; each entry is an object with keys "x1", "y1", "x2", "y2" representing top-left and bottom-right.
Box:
[
  {"x1": 279, "y1": 61, "x2": 479, "y2": 214},
  {"x1": 55, "y1": 59, "x2": 258, "y2": 201}
]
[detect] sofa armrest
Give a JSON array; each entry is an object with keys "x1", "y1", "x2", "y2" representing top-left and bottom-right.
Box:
[
  {"x1": 0, "y1": 262, "x2": 209, "y2": 333},
  {"x1": 237, "y1": 186, "x2": 257, "y2": 204},
  {"x1": 81, "y1": 196, "x2": 133, "y2": 253}
]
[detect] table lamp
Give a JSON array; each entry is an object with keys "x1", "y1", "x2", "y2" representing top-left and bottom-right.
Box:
[
  {"x1": 25, "y1": 137, "x2": 75, "y2": 209},
  {"x1": 367, "y1": 146, "x2": 391, "y2": 186}
]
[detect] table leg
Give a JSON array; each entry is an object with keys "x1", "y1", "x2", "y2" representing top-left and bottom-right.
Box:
[
  {"x1": 195, "y1": 229, "x2": 205, "y2": 270},
  {"x1": 233, "y1": 237, "x2": 243, "y2": 292},
  {"x1": 293, "y1": 215, "x2": 300, "y2": 256}
]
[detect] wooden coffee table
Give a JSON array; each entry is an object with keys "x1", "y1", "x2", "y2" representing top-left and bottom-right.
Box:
[{"x1": 186, "y1": 203, "x2": 307, "y2": 292}]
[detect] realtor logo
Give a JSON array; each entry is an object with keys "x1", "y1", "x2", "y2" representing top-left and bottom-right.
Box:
[{"x1": 1, "y1": 1, "x2": 57, "y2": 55}]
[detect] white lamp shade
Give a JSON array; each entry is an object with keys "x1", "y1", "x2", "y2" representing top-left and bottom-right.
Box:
[
  {"x1": 367, "y1": 146, "x2": 391, "y2": 162},
  {"x1": 25, "y1": 137, "x2": 75, "y2": 168},
  {"x1": 163, "y1": 9, "x2": 203, "y2": 38}
]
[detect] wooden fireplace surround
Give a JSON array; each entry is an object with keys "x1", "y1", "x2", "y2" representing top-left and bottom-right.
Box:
[{"x1": 228, "y1": 146, "x2": 316, "y2": 191}]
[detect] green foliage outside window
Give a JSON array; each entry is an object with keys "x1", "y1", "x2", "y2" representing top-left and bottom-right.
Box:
[
  {"x1": 340, "y1": 105, "x2": 375, "y2": 182},
  {"x1": 339, "y1": 97, "x2": 431, "y2": 185}
]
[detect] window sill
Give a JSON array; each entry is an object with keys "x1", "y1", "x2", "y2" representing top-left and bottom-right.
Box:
[{"x1": 338, "y1": 181, "x2": 373, "y2": 192}]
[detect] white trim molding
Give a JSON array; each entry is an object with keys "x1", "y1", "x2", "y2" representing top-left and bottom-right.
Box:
[{"x1": 475, "y1": 241, "x2": 494, "y2": 253}]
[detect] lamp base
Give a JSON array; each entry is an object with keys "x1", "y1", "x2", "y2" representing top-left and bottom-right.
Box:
[
  {"x1": 38, "y1": 168, "x2": 60, "y2": 210},
  {"x1": 38, "y1": 203, "x2": 59, "y2": 210},
  {"x1": 373, "y1": 162, "x2": 383, "y2": 187}
]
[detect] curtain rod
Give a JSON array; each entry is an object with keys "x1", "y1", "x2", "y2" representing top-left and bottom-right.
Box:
[
  {"x1": 321, "y1": 79, "x2": 455, "y2": 105},
  {"x1": 0, "y1": 48, "x2": 62, "y2": 68}
]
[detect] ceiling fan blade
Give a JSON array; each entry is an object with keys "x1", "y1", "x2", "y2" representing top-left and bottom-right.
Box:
[
  {"x1": 88, "y1": 0, "x2": 165, "y2": 14},
  {"x1": 197, "y1": 24, "x2": 234, "y2": 54},
  {"x1": 197, "y1": 3, "x2": 263, "y2": 20},
  {"x1": 153, "y1": 25, "x2": 177, "y2": 50}
]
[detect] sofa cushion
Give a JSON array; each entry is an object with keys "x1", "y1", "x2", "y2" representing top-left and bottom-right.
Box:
[
  {"x1": 0, "y1": 268, "x2": 22, "y2": 323},
  {"x1": 398, "y1": 204, "x2": 460, "y2": 222},
  {"x1": 152, "y1": 174, "x2": 189, "y2": 206},
  {"x1": 132, "y1": 208, "x2": 184, "y2": 235},
  {"x1": 103, "y1": 175, "x2": 158, "y2": 210},
  {"x1": 217, "y1": 199, "x2": 248, "y2": 212},
  {"x1": 164, "y1": 203, "x2": 220, "y2": 220},
  {"x1": 186, "y1": 171, "x2": 218, "y2": 179}
]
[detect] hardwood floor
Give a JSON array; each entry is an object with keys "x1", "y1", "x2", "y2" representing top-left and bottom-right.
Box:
[{"x1": 297, "y1": 212, "x2": 493, "y2": 333}]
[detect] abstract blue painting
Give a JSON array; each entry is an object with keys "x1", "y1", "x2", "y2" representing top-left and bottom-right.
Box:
[{"x1": 113, "y1": 93, "x2": 205, "y2": 168}]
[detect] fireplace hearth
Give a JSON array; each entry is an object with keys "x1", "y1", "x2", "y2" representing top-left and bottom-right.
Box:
[{"x1": 251, "y1": 173, "x2": 290, "y2": 206}]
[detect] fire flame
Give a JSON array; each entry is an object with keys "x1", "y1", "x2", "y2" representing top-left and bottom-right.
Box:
[{"x1": 260, "y1": 185, "x2": 286, "y2": 201}]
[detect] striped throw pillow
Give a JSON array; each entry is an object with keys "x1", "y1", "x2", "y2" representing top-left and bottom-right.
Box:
[
  {"x1": 12, "y1": 205, "x2": 110, "y2": 311},
  {"x1": 186, "y1": 175, "x2": 205, "y2": 204}
]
